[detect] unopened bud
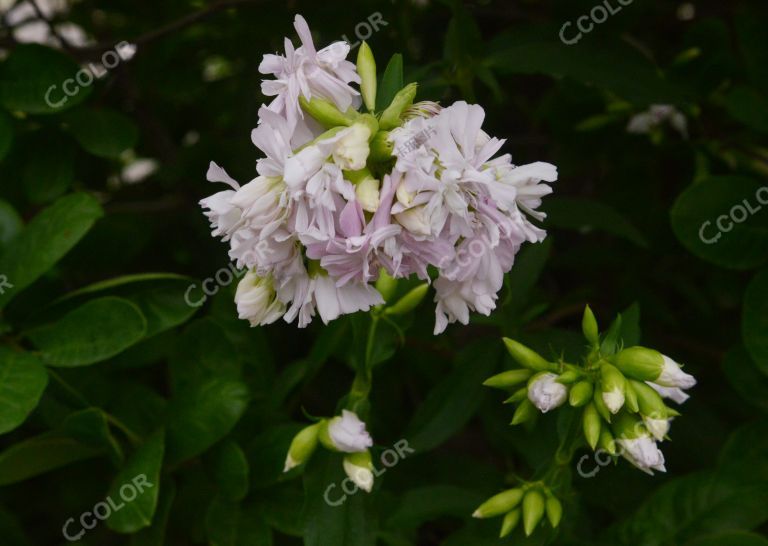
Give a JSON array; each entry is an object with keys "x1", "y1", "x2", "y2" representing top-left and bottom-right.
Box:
[
  {"x1": 522, "y1": 489, "x2": 545, "y2": 536},
  {"x1": 599, "y1": 427, "x2": 617, "y2": 455},
  {"x1": 527, "y1": 372, "x2": 568, "y2": 413},
  {"x1": 283, "y1": 422, "x2": 321, "y2": 472},
  {"x1": 504, "y1": 387, "x2": 528, "y2": 404},
  {"x1": 569, "y1": 381, "x2": 593, "y2": 407},
  {"x1": 582, "y1": 305, "x2": 599, "y2": 346},
  {"x1": 499, "y1": 508, "x2": 521, "y2": 538},
  {"x1": 384, "y1": 283, "x2": 429, "y2": 316},
  {"x1": 343, "y1": 451, "x2": 374, "y2": 493},
  {"x1": 502, "y1": 338, "x2": 553, "y2": 372},
  {"x1": 545, "y1": 495, "x2": 563, "y2": 528},
  {"x1": 299, "y1": 96, "x2": 355, "y2": 128},
  {"x1": 583, "y1": 403, "x2": 601, "y2": 450},
  {"x1": 556, "y1": 369, "x2": 581, "y2": 384},
  {"x1": 472, "y1": 488, "x2": 524, "y2": 519},
  {"x1": 357, "y1": 42, "x2": 377, "y2": 112},
  {"x1": 484, "y1": 369, "x2": 533, "y2": 389},
  {"x1": 511, "y1": 399, "x2": 536, "y2": 425},
  {"x1": 375, "y1": 269, "x2": 398, "y2": 302},
  {"x1": 600, "y1": 363, "x2": 626, "y2": 414},
  {"x1": 379, "y1": 82, "x2": 418, "y2": 129}
]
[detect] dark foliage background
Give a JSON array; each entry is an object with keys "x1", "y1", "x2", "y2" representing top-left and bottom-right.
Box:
[{"x1": 0, "y1": 0, "x2": 767, "y2": 545}]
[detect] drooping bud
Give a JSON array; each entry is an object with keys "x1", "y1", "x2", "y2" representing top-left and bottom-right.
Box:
[
  {"x1": 522, "y1": 489, "x2": 545, "y2": 536},
  {"x1": 502, "y1": 338, "x2": 554, "y2": 372},
  {"x1": 472, "y1": 488, "x2": 524, "y2": 519},
  {"x1": 235, "y1": 271, "x2": 286, "y2": 326},
  {"x1": 343, "y1": 451, "x2": 374, "y2": 493},
  {"x1": 612, "y1": 412, "x2": 666, "y2": 475},
  {"x1": 545, "y1": 494, "x2": 563, "y2": 528},
  {"x1": 357, "y1": 41, "x2": 377, "y2": 112},
  {"x1": 624, "y1": 380, "x2": 640, "y2": 413},
  {"x1": 527, "y1": 372, "x2": 568, "y2": 413},
  {"x1": 600, "y1": 363, "x2": 626, "y2": 414},
  {"x1": 499, "y1": 508, "x2": 521, "y2": 538},
  {"x1": 569, "y1": 381, "x2": 593, "y2": 407},
  {"x1": 647, "y1": 382, "x2": 690, "y2": 404},
  {"x1": 283, "y1": 422, "x2": 321, "y2": 472},
  {"x1": 379, "y1": 82, "x2": 418, "y2": 129},
  {"x1": 299, "y1": 96, "x2": 355, "y2": 129},
  {"x1": 582, "y1": 402, "x2": 601, "y2": 450},
  {"x1": 319, "y1": 410, "x2": 373, "y2": 453},
  {"x1": 384, "y1": 283, "x2": 429, "y2": 316},
  {"x1": 483, "y1": 369, "x2": 533, "y2": 389},
  {"x1": 598, "y1": 427, "x2": 617, "y2": 455},
  {"x1": 613, "y1": 347, "x2": 696, "y2": 389},
  {"x1": 582, "y1": 305, "x2": 599, "y2": 346},
  {"x1": 593, "y1": 387, "x2": 613, "y2": 423}
]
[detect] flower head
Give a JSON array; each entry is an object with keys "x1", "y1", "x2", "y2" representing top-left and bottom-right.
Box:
[{"x1": 325, "y1": 410, "x2": 373, "y2": 453}]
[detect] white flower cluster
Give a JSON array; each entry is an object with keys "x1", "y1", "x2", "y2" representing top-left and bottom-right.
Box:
[{"x1": 201, "y1": 15, "x2": 557, "y2": 334}]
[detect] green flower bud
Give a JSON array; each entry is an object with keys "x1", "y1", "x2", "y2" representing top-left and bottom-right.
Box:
[
  {"x1": 610, "y1": 411, "x2": 644, "y2": 440},
  {"x1": 545, "y1": 495, "x2": 563, "y2": 528},
  {"x1": 599, "y1": 427, "x2": 617, "y2": 455},
  {"x1": 522, "y1": 489, "x2": 545, "y2": 536},
  {"x1": 369, "y1": 130, "x2": 393, "y2": 161},
  {"x1": 511, "y1": 399, "x2": 536, "y2": 425},
  {"x1": 600, "y1": 363, "x2": 627, "y2": 414},
  {"x1": 299, "y1": 96, "x2": 355, "y2": 129},
  {"x1": 504, "y1": 387, "x2": 528, "y2": 404},
  {"x1": 582, "y1": 305, "x2": 599, "y2": 346},
  {"x1": 502, "y1": 338, "x2": 553, "y2": 372},
  {"x1": 484, "y1": 369, "x2": 533, "y2": 389},
  {"x1": 499, "y1": 508, "x2": 521, "y2": 538},
  {"x1": 357, "y1": 41, "x2": 377, "y2": 112},
  {"x1": 612, "y1": 346, "x2": 664, "y2": 381},
  {"x1": 384, "y1": 283, "x2": 429, "y2": 316},
  {"x1": 624, "y1": 379, "x2": 640, "y2": 413},
  {"x1": 583, "y1": 403, "x2": 601, "y2": 450},
  {"x1": 629, "y1": 380, "x2": 667, "y2": 417},
  {"x1": 374, "y1": 269, "x2": 398, "y2": 302},
  {"x1": 556, "y1": 369, "x2": 581, "y2": 384},
  {"x1": 593, "y1": 387, "x2": 613, "y2": 423},
  {"x1": 357, "y1": 113, "x2": 379, "y2": 141},
  {"x1": 283, "y1": 422, "x2": 321, "y2": 472},
  {"x1": 472, "y1": 488, "x2": 524, "y2": 519},
  {"x1": 569, "y1": 381, "x2": 593, "y2": 407},
  {"x1": 379, "y1": 82, "x2": 418, "y2": 130},
  {"x1": 343, "y1": 451, "x2": 374, "y2": 493}
]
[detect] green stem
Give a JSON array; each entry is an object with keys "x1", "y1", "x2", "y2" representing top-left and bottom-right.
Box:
[
  {"x1": 347, "y1": 314, "x2": 380, "y2": 415},
  {"x1": 105, "y1": 414, "x2": 143, "y2": 447}
]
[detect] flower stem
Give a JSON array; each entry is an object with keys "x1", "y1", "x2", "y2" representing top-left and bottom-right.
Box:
[{"x1": 347, "y1": 314, "x2": 380, "y2": 416}]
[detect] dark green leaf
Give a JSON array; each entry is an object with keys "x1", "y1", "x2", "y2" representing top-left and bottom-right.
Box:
[
  {"x1": 0, "y1": 200, "x2": 22, "y2": 248},
  {"x1": 377, "y1": 54, "x2": 404, "y2": 111},
  {"x1": 743, "y1": 270, "x2": 768, "y2": 366},
  {"x1": 0, "y1": 110, "x2": 12, "y2": 161},
  {"x1": 0, "y1": 347, "x2": 48, "y2": 434},
  {"x1": 543, "y1": 197, "x2": 648, "y2": 247},
  {"x1": 0, "y1": 192, "x2": 103, "y2": 309},
  {"x1": 65, "y1": 108, "x2": 139, "y2": 158},
  {"x1": 27, "y1": 296, "x2": 148, "y2": 367},
  {"x1": 106, "y1": 429, "x2": 165, "y2": 533},
  {"x1": 0, "y1": 433, "x2": 102, "y2": 486},
  {"x1": 21, "y1": 131, "x2": 75, "y2": 204},
  {"x1": 212, "y1": 441, "x2": 249, "y2": 502}
]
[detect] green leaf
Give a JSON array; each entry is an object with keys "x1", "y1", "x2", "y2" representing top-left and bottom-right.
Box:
[
  {"x1": 722, "y1": 346, "x2": 768, "y2": 413},
  {"x1": 0, "y1": 200, "x2": 22, "y2": 248},
  {"x1": 671, "y1": 176, "x2": 768, "y2": 270},
  {"x1": 543, "y1": 197, "x2": 648, "y2": 247},
  {"x1": 106, "y1": 429, "x2": 165, "y2": 533},
  {"x1": 212, "y1": 441, "x2": 250, "y2": 502},
  {"x1": 0, "y1": 192, "x2": 103, "y2": 309},
  {"x1": 405, "y1": 341, "x2": 500, "y2": 452},
  {"x1": 302, "y1": 450, "x2": 377, "y2": 546},
  {"x1": 61, "y1": 408, "x2": 125, "y2": 464},
  {"x1": 21, "y1": 131, "x2": 75, "y2": 204},
  {"x1": 743, "y1": 270, "x2": 768, "y2": 365},
  {"x1": 27, "y1": 296, "x2": 148, "y2": 367},
  {"x1": 0, "y1": 110, "x2": 12, "y2": 162},
  {"x1": 0, "y1": 44, "x2": 91, "y2": 114},
  {"x1": 377, "y1": 54, "x2": 404, "y2": 111},
  {"x1": 386, "y1": 485, "x2": 485, "y2": 530},
  {"x1": 129, "y1": 479, "x2": 176, "y2": 546},
  {"x1": 0, "y1": 347, "x2": 48, "y2": 434},
  {"x1": 736, "y1": 11, "x2": 768, "y2": 93},
  {"x1": 724, "y1": 85, "x2": 768, "y2": 134},
  {"x1": 166, "y1": 378, "x2": 249, "y2": 464},
  {"x1": 169, "y1": 318, "x2": 241, "y2": 393},
  {"x1": 205, "y1": 496, "x2": 273, "y2": 546},
  {"x1": 0, "y1": 433, "x2": 102, "y2": 486},
  {"x1": 687, "y1": 532, "x2": 768, "y2": 546},
  {"x1": 65, "y1": 108, "x2": 139, "y2": 158}
]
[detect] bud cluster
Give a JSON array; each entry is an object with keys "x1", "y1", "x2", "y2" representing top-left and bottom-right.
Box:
[
  {"x1": 478, "y1": 305, "x2": 697, "y2": 537},
  {"x1": 472, "y1": 483, "x2": 563, "y2": 538},
  {"x1": 283, "y1": 410, "x2": 376, "y2": 492}
]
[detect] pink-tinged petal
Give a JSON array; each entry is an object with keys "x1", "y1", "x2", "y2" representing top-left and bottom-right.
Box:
[
  {"x1": 339, "y1": 200, "x2": 364, "y2": 238},
  {"x1": 206, "y1": 162, "x2": 239, "y2": 189}
]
